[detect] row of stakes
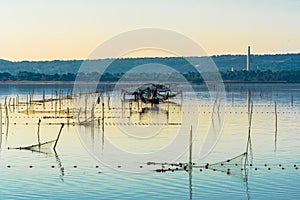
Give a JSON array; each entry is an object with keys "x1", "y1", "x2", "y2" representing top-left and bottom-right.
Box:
[
  {"x1": 1, "y1": 164, "x2": 298, "y2": 171},
  {"x1": 1, "y1": 122, "x2": 182, "y2": 126},
  {"x1": 1, "y1": 111, "x2": 300, "y2": 120}
]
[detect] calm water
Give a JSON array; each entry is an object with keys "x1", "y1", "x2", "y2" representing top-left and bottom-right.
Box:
[{"x1": 0, "y1": 83, "x2": 299, "y2": 199}]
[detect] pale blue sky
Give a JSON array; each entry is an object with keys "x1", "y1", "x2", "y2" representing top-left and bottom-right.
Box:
[{"x1": 0, "y1": 0, "x2": 299, "y2": 60}]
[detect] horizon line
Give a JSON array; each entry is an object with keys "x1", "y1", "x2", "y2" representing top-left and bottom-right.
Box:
[{"x1": 1, "y1": 52, "x2": 300, "y2": 62}]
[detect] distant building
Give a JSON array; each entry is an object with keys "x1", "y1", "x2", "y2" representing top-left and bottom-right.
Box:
[{"x1": 246, "y1": 46, "x2": 250, "y2": 71}]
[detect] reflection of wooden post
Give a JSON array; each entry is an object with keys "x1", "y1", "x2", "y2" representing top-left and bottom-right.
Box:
[
  {"x1": 189, "y1": 125, "x2": 193, "y2": 200},
  {"x1": 91, "y1": 103, "x2": 95, "y2": 120},
  {"x1": 167, "y1": 102, "x2": 170, "y2": 123},
  {"x1": 78, "y1": 108, "x2": 81, "y2": 124},
  {"x1": 291, "y1": 96, "x2": 293, "y2": 107}
]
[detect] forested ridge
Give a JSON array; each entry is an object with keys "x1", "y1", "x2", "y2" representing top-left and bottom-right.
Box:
[
  {"x1": 0, "y1": 53, "x2": 299, "y2": 75},
  {"x1": 0, "y1": 70, "x2": 299, "y2": 83}
]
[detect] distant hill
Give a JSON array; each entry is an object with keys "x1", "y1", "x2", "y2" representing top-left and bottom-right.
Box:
[{"x1": 0, "y1": 53, "x2": 299, "y2": 75}]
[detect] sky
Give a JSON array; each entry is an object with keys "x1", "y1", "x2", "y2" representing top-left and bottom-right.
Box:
[{"x1": 0, "y1": 0, "x2": 299, "y2": 61}]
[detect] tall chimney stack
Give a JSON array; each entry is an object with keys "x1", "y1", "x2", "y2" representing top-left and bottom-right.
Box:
[{"x1": 246, "y1": 46, "x2": 250, "y2": 71}]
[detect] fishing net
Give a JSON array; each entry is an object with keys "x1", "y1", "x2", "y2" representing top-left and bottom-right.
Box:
[
  {"x1": 9, "y1": 140, "x2": 56, "y2": 155},
  {"x1": 197, "y1": 152, "x2": 248, "y2": 181},
  {"x1": 25, "y1": 140, "x2": 56, "y2": 151}
]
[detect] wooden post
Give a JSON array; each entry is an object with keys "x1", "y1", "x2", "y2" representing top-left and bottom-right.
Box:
[
  {"x1": 85, "y1": 95, "x2": 87, "y2": 121},
  {"x1": 275, "y1": 102, "x2": 278, "y2": 132},
  {"x1": 129, "y1": 102, "x2": 132, "y2": 116},
  {"x1": 53, "y1": 123, "x2": 64, "y2": 151},
  {"x1": 51, "y1": 90, "x2": 53, "y2": 109},
  {"x1": 55, "y1": 100, "x2": 57, "y2": 117},
  {"x1": 37, "y1": 119, "x2": 41, "y2": 146},
  {"x1": 67, "y1": 107, "x2": 70, "y2": 125},
  {"x1": 16, "y1": 95, "x2": 19, "y2": 111},
  {"x1": 189, "y1": 125, "x2": 192, "y2": 168},
  {"x1": 26, "y1": 95, "x2": 29, "y2": 115},
  {"x1": 43, "y1": 90, "x2": 45, "y2": 110},
  {"x1": 102, "y1": 102, "x2": 105, "y2": 120},
  {"x1": 12, "y1": 98, "x2": 15, "y2": 112},
  {"x1": 246, "y1": 102, "x2": 253, "y2": 154},
  {"x1": 275, "y1": 101, "x2": 278, "y2": 151},
  {"x1": 0, "y1": 103, "x2": 2, "y2": 147},
  {"x1": 5, "y1": 104, "x2": 9, "y2": 125}
]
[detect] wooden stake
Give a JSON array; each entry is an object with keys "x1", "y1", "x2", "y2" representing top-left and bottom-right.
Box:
[
  {"x1": 102, "y1": 102, "x2": 105, "y2": 120},
  {"x1": 53, "y1": 123, "x2": 64, "y2": 151},
  {"x1": 275, "y1": 101, "x2": 278, "y2": 151},
  {"x1": 67, "y1": 107, "x2": 70, "y2": 125},
  {"x1": 0, "y1": 103, "x2": 2, "y2": 147},
  {"x1": 189, "y1": 125, "x2": 192, "y2": 168},
  {"x1": 37, "y1": 119, "x2": 41, "y2": 146}
]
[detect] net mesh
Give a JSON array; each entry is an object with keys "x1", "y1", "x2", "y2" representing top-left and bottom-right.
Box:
[
  {"x1": 9, "y1": 140, "x2": 56, "y2": 155},
  {"x1": 197, "y1": 152, "x2": 248, "y2": 181}
]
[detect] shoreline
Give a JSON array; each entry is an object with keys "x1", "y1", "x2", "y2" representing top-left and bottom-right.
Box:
[{"x1": 0, "y1": 80, "x2": 294, "y2": 84}]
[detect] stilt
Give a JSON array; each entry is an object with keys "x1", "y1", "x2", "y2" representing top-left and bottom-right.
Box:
[
  {"x1": 189, "y1": 125, "x2": 192, "y2": 168},
  {"x1": 53, "y1": 123, "x2": 64, "y2": 151},
  {"x1": 275, "y1": 101, "x2": 278, "y2": 151},
  {"x1": 67, "y1": 107, "x2": 70, "y2": 125},
  {"x1": 37, "y1": 119, "x2": 41, "y2": 146},
  {"x1": 189, "y1": 125, "x2": 193, "y2": 200}
]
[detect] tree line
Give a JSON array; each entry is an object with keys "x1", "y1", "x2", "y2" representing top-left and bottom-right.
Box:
[{"x1": 0, "y1": 70, "x2": 300, "y2": 83}]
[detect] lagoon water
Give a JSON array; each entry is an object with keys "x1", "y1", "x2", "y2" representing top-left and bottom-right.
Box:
[{"x1": 0, "y1": 83, "x2": 299, "y2": 199}]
